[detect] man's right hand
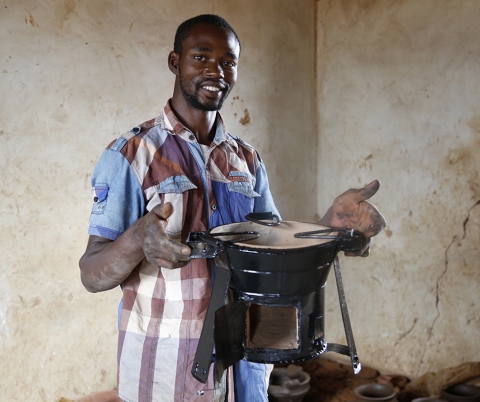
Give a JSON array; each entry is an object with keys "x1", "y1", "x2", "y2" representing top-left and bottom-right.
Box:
[
  {"x1": 79, "y1": 202, "x2": 191, "y2": 292},
  {"x1": 138, "y1": 203, "x2": 191, "y2": 269}
]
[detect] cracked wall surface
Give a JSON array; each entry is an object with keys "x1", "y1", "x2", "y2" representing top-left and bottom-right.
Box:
[{"x1": 317, "y1": 0, "x2": 480, "y2": 378}]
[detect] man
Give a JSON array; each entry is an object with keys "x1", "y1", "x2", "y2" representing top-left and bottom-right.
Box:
[{"x1": 79, "y1": 14, "x2": 385, "y2": 402}]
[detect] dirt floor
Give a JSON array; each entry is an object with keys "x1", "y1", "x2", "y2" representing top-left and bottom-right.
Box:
[
  {"x1": 296, "y1": 356, "x2": 409, "y2": 402},
  {"x1": 63, "y1": 357, "x2": 480, "y2": 402}
]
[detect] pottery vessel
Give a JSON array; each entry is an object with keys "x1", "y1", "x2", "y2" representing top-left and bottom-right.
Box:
[
  {"x1": 411, "y1": 398, "x2": 448, "y2": 402},
  {"x1": 440, "y1": 384, "x2": 480, "y2": 402},
  {"x1": 268, "y1": 365, "x2": 311, "y2": 402},
  {"x1": 354, "y1": 383, "x2": 396, "y2": 402}
]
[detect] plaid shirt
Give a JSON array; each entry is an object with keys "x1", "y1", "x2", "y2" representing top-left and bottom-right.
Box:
[{"x1": 88, "y1": 101, "x2": 278, "y2": 402}]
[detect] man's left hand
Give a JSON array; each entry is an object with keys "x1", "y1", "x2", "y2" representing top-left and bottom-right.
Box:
[{"x1": 318, "y1": 180, "x2": 386, "y2": 256}]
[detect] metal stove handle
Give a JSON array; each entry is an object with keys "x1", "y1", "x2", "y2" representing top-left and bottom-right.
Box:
[
  {"x1": 333, "y1": 256, "x2": 362, "y2": 374},
  {"x1": 294, "y1": 228, "x2": 369, "y2": 255},
  {"x1": 294, "y1": 227, "x2": 348, "y2": 240},
  {"x1": 191, "y1": 253, "x2": 232, "y2": 383},
  {"x1": 245, "y1": 212, "x2": 280, "y2": 226}
]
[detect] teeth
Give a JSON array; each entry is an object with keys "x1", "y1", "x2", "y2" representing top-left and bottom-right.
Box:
[{"x1": 203, "y1": 86, "x2": 220, "y2": 92}]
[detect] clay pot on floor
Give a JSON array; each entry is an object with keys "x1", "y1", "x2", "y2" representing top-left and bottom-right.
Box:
[
  {"x1": 354, "y1": 383, "x2": 397, "y2": 402},
  {"x1": 440, "y1": 384, "x2": 480, "y2": 402},
  {"x1": 268, "y1": 364, "x2": 311, "y2": 402}
]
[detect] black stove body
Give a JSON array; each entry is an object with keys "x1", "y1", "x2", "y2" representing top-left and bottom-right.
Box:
[{"x1": 187, "y1": 213, "x2": 367, "y2": 384}]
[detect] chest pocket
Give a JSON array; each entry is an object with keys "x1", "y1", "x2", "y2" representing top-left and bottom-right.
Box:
[
  {"x1": 211, "y1": 171, "x2": 260, "y2": 227},
  {"x1": 158, "y1": 175, "x2": 198, "y2": 239},
  {"x1": 227, "y1": 171, "x2": 260, "y2": 197},
  {"x1": 228, "y1": 182, "x2": 260, "y2": 198}
]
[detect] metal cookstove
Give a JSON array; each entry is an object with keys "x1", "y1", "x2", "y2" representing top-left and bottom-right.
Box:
[{"x1": 187, "y1": 212, "x2": 369, "y2": 384}]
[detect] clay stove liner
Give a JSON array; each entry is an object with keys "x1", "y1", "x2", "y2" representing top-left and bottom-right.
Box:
[{"x1": 246, "y1": 303, "x2": 299, "y2": 350}]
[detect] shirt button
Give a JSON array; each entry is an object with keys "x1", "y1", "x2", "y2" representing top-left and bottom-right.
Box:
[
  {"x1": 189, "y1": 134, "x2": 195, "y2": 141},
  {"x1": 131, "y1": 126, "x2": 141, "y2": 135},
  {"x1": 212, "y1": 205, "x2": 217, "y2": 211}
]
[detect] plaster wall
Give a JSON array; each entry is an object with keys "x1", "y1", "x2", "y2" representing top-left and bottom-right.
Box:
[
  {"x1": 3, "y1": 0, "x2": 478, "y2": 400},
  {"x1": 317, "y1": 0, "x2": 480, "y2": 378},
  {"x1": 0, "y1": 1, "x2": 316, "y2": 401}
]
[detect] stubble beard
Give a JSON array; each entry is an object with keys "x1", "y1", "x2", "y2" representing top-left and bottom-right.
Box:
[{"x1": 178, "y1": 68, "x2": 230, "y2": 111}]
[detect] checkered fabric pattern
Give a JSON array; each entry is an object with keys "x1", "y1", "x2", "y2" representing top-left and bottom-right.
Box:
[{"x1": 88, "y1": 101, "x2": 275, "y2": 402}]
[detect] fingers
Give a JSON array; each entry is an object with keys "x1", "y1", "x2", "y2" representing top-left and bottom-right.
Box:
[
  {"x1": 344, "y1": 248, "x2": 370, "y2": 257},
  {"x1": 344, "y1": 239, "x2": 371, "y2": 257},
  {"x1": 352, "y1": 180, "x2": 380, "y2": 203},
  {"x1": 344, "y1": 249, "x2": 370, "y2": 257},
  {"x1": 331, "y1": 179, "x2": 380, "y2": 216},
  {"x1": 149, "y1": 256, "x2": 190, "y2": 270},
  {"x1": 150, "y1": 202, "x2": 174, "y2": 220},
  {"x1": 141, "y1": 203, "x2": 192, "y2": 268},
  {"x1": 361, "y1": 217, "x2": 386, "y2": 237},
  {"x1": 338, "y1": 180, "x2": 380, "y2": 205},
  {"x1": 333, "y1": 180, "x2": 385, "y2": 237},
  {"x1": 144, "y1": 235, "x2": 191, "y2": 269},
  {"x1": 361, "y1": 247, "x2": 370, "y2": 257},
  {"x1": 149, "y1": 203, "x2": 191, "y2": 255},
  {"x1": 155, "y1": 234, "x2": 191, "y2": 259},
  {"x1": 360, "y1": 204, "x2": 387, "y2": 237}
]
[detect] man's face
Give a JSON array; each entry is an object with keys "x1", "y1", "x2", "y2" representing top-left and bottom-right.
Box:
[{"x1": 176, "y1": 24, "x2": 240, "y2": 111}]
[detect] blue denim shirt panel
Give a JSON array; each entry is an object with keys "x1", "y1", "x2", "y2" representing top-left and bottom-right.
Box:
[
  {"x1": 186, "y1": 141, "x2": 211, "y2": 225},
  {"x1": 88, "y1": 148, "x2": 145, "y2": 241},
  {"x1": 212, "y1": 118, "x2": 232, "y2": 147},
  {"x1": 158, "y1": 175, "x2": 198, "y2": 193},
  {"x1": 227, "y1": 171, "x2": 261, "y2": 198},
  {"x1": 253, "y1": 161, "x2": 280, "y2": 218},
  {"x1": 234, "y1": 360, "x2": 269, "y2": 402},
  {"x1": 209, "y1": 159, "x2": 280, "y2": 229},
  {"x1": 210, "y1": 181, "x2": 255, "y2": 227}
]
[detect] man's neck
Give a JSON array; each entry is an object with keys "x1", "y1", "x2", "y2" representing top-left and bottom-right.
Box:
[{"x1": 169, "y1": 98, "x2": 217, "y2": 145}]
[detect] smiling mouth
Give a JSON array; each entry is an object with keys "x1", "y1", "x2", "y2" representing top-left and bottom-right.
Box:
[{"x1": 202, "y1": 85, "x2": 221, "y2": 92}]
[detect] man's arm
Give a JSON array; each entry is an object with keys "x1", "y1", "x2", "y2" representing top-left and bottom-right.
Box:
[{"x1": 79, "y1": 203, "x2": 191, "y2": 293}]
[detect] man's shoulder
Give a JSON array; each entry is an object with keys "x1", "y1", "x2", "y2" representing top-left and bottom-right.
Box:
[
  {"x1": 106, "y1": 115, "x2": 165, "y2": 153},
  {"x1": 227, "y1": 133, "x2": 263, "y2": 161},
  {"x1": 228, "y1": 133, "x2": 256, "y2": 152}
]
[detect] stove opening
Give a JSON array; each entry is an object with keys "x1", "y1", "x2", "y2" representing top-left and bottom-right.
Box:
[{"x1": 245, "y1": 303, "x2": 298, "y2": 349}]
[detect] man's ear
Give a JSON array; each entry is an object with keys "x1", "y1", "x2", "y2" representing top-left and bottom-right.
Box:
[{"x1": 168, "y1": 51, "x2": 180, "y2": 75}]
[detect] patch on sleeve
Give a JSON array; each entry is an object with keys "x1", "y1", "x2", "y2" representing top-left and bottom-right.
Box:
[{"x1": 91, "y1": 184, "x2": 109, "y2": 214}]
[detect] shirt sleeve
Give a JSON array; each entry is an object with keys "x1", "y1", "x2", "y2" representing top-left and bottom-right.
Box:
[
  {"x1": 253, "y1": 160, "x2": 281, "y2": 219},
  {"x1": 88, "y1": 147, "x2": 145, "y2": 240}
]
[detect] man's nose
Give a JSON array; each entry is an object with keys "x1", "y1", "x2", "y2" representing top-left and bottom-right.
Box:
[{"x1": 204, "y1": 60, "x2": 224, "y2": 78}]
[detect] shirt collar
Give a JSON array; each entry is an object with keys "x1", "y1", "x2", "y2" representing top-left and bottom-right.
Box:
[{"x1": 161, "y1": 100, "x2": 238, "y2": 150}]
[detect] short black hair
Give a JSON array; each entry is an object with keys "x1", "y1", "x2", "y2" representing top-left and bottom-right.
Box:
[{"x1": 173, "y1": 14, "x2": 241, "y2": 54}]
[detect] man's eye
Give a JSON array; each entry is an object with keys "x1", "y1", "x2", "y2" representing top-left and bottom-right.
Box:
[
  {"x1": 194, "y1": 55, "x2": 206, "y2": 61},
  {"x1": 224, "y1": 61, "x2": 236, "y2": 68}
]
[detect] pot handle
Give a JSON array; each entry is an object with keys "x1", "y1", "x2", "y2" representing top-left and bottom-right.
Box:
[
  {"x1": 186, "y1": 230, "x2": 260, "y2": 259},
  {"x1": 245, "y1": 212, "x2": 281, "y2": 226},
  {"x1": 295, "y1": 228, "x2": 369, "y2": 255},
  {"x1": 186, "y1": 232, "x2": 226, "y2": 259}
]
